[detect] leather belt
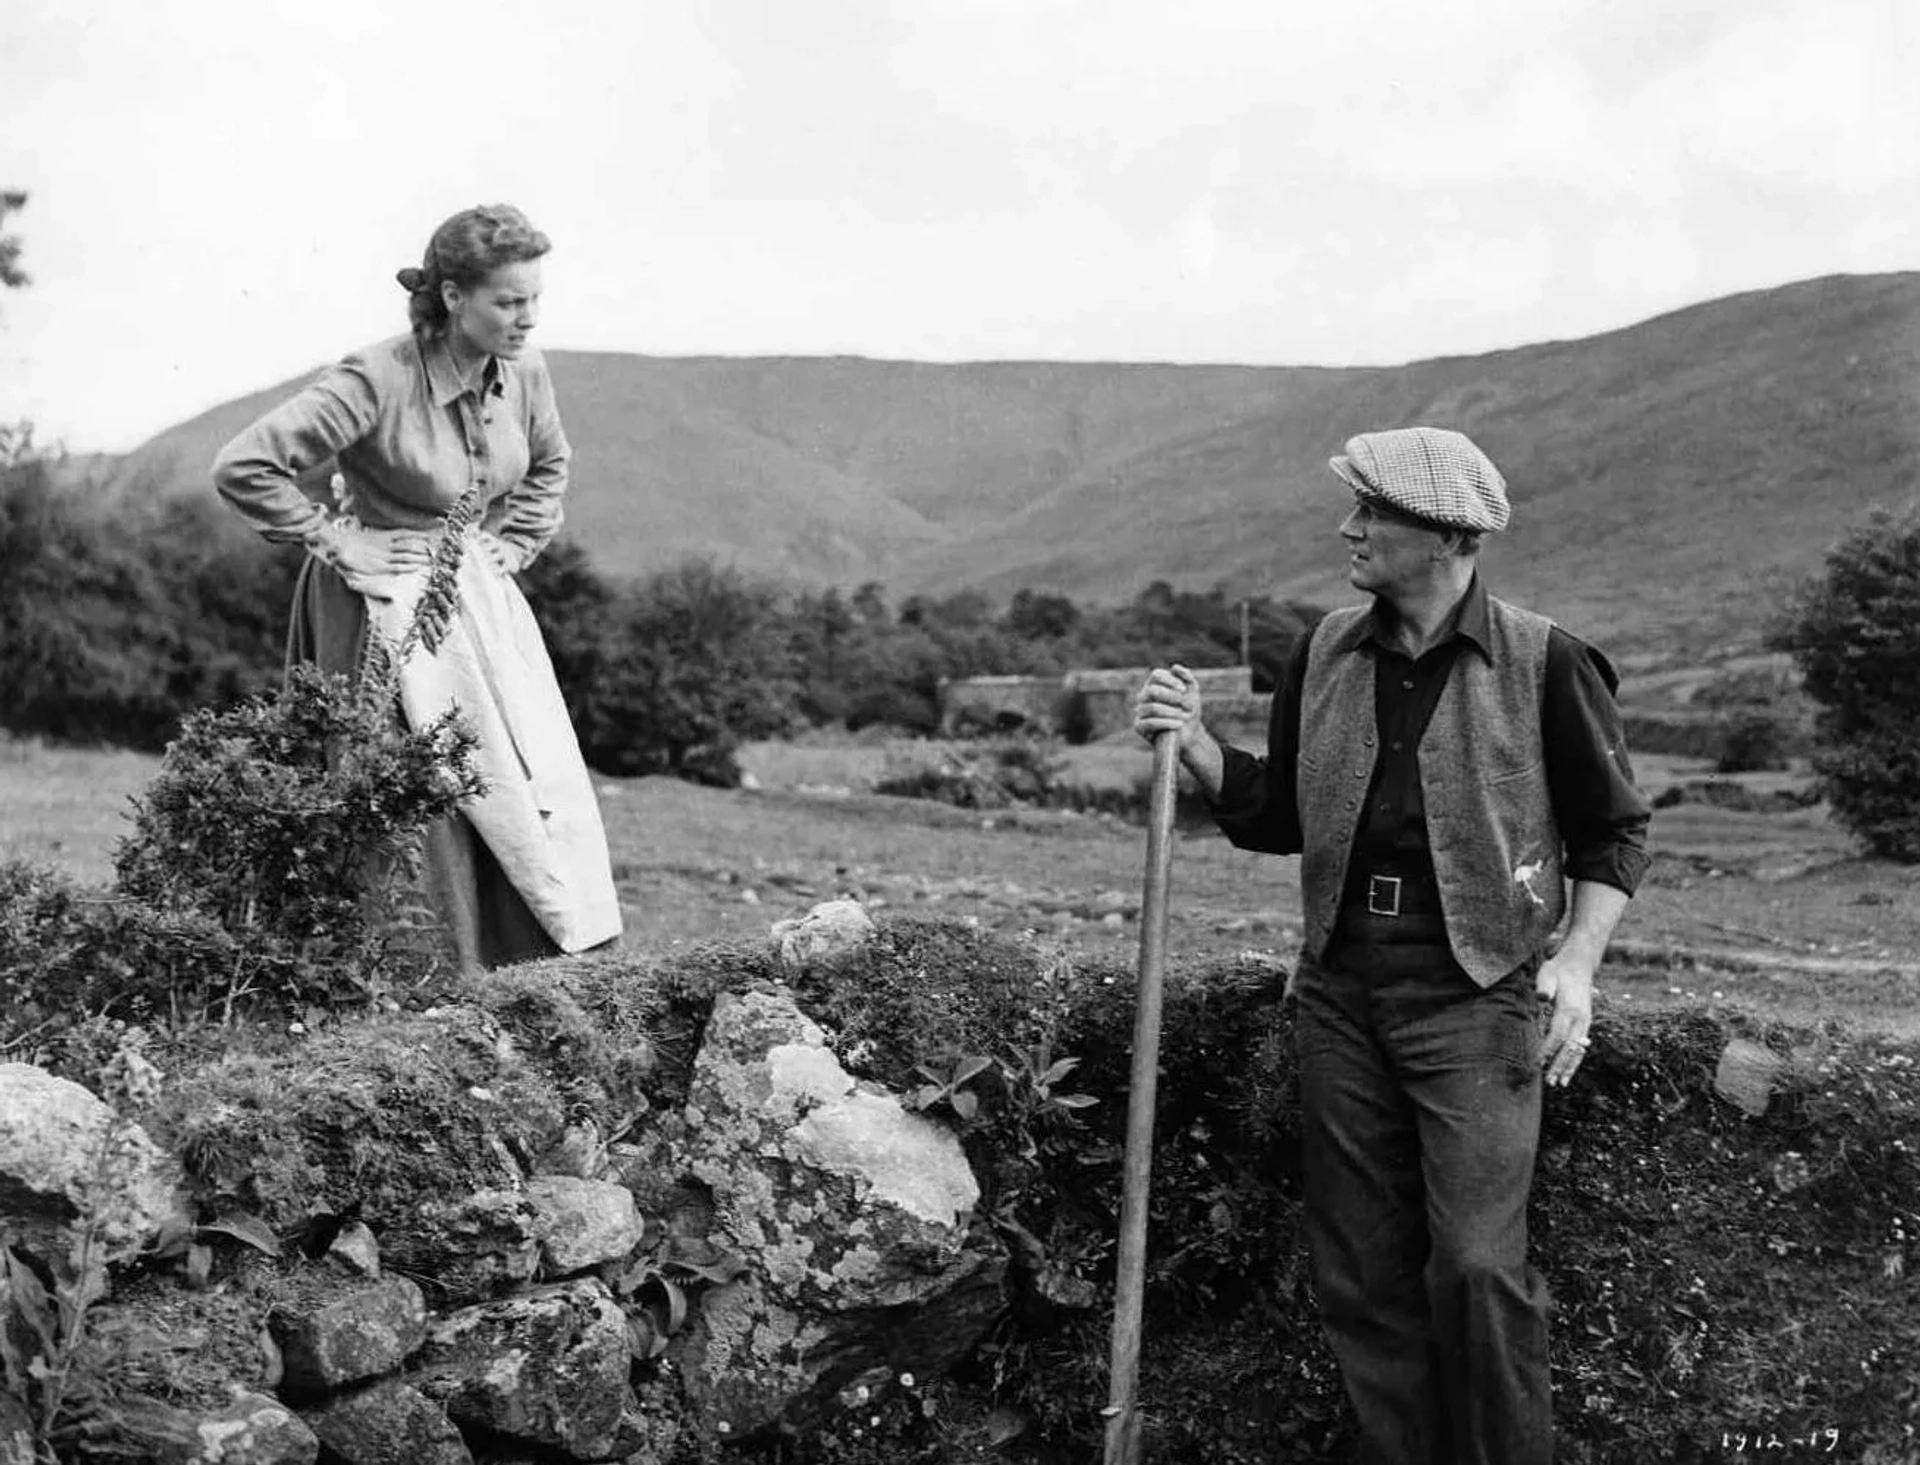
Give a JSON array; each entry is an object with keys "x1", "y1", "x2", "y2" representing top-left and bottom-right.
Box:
[{"x1": 1341, "y1": 870, "x2": 1442, "y2": 919}]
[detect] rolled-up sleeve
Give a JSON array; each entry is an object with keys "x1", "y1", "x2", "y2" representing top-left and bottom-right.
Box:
[
  {"x1": 213, "y1": 359, "x2": 379, "y2": 543},
  {"x1": 1210, "y1": 639, "x2": 1307, "y2": 856},
  {"x1": 216, "y1": 357, "x2": 380, "y2": 545},
  {"x1": 491, "y1": 351, "x2": 570, "y2": 568},
  {"x1": 1545, "y1": 629, "x2": 1653, "y2": 895}
]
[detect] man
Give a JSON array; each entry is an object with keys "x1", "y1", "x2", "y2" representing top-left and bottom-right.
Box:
[{"x1": 1133, "y1": 425, "x2": 1650, "y2": 1465}]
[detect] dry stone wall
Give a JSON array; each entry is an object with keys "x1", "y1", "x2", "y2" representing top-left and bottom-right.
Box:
[{"x1": 0, "y1": 906, "x2": 1003, "y2": 1464}]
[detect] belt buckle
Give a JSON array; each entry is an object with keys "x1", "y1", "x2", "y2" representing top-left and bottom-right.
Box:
[{"x1": 1367, "y1": 874, "x2": 1402, "y2": 918}]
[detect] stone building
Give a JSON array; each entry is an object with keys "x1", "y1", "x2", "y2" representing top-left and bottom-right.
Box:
[{"x1": 938, "y1": 665, "x2": 1261, "y2": 742}]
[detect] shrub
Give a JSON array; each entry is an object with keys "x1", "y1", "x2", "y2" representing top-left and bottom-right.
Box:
[
  {"x1": 0, "y1": 454, "x2": 296, "y2": 748},
  {"x1": 873, "y1": 740, "x2": 1069, "y2": 811},
  {"x1": 1771, "y1": 502, "x2": 1920, "y2": 860},
  {"x1": 550, "y1": 557, "x2": 800, "y2": 785},
  {"x1": 1715, "y1": 709, "x2": 1791, "y2": 774},
  {"x1": 109, "y1": 663, "x2": 484, "y2": 1012},
  {"x1": 0, "y1": 861, "x2": 241, "y2": 1060}
]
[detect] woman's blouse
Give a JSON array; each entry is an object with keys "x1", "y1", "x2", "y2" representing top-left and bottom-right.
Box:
[{"x1": 214, "y1": 331, "x2": 570, "y2": 570}]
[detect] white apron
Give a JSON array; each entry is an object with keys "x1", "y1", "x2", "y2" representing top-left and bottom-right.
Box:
[{"x1": 365, "y1": 551, "x2": 623, "y2": 954}]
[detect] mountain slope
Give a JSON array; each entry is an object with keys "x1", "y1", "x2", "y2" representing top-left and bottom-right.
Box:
[
  {"x1": 106, "y1": 272, "x2": 1920, "y2": 656},
  {"x1": 899, "y1": 274, "x2": 1920, "y2": 654}
]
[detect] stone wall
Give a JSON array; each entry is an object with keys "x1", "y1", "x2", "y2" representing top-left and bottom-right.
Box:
[
  {"x1": 1066, "y1": 665, "x2": 1254, "y2": 742},
  {"x1": 0, "y1": 904, "x2": 1000, "y2": 1465},
  {"x1": 934, "y1": 673, "x2": 1065, "y2": 736},
  {"x1": 939, "y1": 665, "x2": 1255, "y2": 742}
]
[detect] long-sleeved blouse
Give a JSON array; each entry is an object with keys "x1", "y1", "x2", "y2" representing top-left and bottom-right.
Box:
[{"x1": 213, "y1": 331, "x2": 569, "y2": 569}]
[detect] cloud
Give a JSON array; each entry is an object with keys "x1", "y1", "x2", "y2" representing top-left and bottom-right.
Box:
[
  {"x1": 3, "y1": 0, "x2": 1916, "y2": 449},
  {"x1": 1636, "y1": 0, "x2": 1917, "y2": 194}
]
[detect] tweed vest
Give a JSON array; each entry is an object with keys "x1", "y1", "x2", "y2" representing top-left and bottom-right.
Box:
[{"x1": 1297, "y1": 597, "x2": 1564, "y2": 987}]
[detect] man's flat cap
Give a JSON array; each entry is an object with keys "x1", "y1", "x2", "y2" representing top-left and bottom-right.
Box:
[{"x1": 1327, "y1": 426, "x2": 1510, "y2": 533}]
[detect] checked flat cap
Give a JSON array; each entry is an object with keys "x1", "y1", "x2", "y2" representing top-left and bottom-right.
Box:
[{"x1": 1328, "y1": 426, "x2": 1511, "y2": 533}]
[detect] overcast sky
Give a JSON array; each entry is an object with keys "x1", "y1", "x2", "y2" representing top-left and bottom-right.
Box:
[{"x1": 3, "y1": 0, "x2": 1914, "y2": 452}]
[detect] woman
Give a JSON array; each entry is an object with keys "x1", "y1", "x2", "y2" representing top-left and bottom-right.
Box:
[{"x1": 214, "y1": 203, "x2": 622, "y2": 970}]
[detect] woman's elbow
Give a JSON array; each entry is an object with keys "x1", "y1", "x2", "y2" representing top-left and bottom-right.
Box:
[{"x1": 210, "y1": 435, "x2": 254, "y2": 503}]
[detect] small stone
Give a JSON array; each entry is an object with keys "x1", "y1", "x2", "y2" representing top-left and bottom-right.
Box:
[
  {"x1": 113, "y1": 1389, "x2": 320, "y2": 1465},
  {"x1": 409, "y1": 1280, "x2": 630, "y2": 1460},
  {"x1": 1714, "y1": 1038, "x2": 1789, "y2": 1118},
  {"x1": 272, "y1": 1276, "x2": 430, "y2": 1393},
  {"x1": 301, "y1": 1380, "x2": 470, "y2": 1465},
  {"x1": 770, "y1": 900, "x2": 877, "y2": 977},
  {"x1": 525, "y1": 1175, "x2": 645, "y2": 1275},
  {"x1": 325, "y1": 1221, "x2": 382, "y2": 1278}
]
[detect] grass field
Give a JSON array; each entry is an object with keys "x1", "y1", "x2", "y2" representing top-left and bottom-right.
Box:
[{"x1": 6, "y1": 733, "x2": 1917, "y2": 1035}]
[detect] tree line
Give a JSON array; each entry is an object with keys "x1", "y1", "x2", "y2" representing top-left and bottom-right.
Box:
[
  {"x1": 521, "y1": 541, "x2": 1323, "y2": 781},
  {"x1": 0, "y1": 446, "x2": 1323, "y2": 780}
]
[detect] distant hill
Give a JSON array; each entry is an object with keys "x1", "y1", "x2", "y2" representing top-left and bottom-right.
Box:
[{"x1": 104, "y1": 272, "x2": 1920, "y2": 659}]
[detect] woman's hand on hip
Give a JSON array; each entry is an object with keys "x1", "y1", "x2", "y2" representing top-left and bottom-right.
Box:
[
  {"x1": 476, "y1": 532, "x2": 522, "y2": 577},
  {"x1": 309, "y1": 521, "x2": 435, "y2": 597}
]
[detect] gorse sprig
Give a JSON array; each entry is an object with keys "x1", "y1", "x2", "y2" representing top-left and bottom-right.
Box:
[
  {"x1": 399, "y1": 484, "x2": 482, "y2": 662},
  {"x1": 356, "y1": 484, "x2": 482, "y2": 716}
]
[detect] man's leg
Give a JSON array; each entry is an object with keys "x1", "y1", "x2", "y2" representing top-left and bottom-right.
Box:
[
  {"x1": 1295, "y1": 954, "x2": 1446, "y2": 1465},
  {"x1": 1397, "y1": 967, "x2": 1552, "y2": 1465}
]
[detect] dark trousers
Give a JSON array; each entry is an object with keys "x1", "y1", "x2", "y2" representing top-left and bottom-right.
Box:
[{"x1": 1295, "y1": 944, "x2": 1551, "y2": 1465}]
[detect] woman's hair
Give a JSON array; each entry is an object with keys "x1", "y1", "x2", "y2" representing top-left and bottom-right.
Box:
[{"x1": 395, "y1": 204, "x2": 551, "y2": 335}]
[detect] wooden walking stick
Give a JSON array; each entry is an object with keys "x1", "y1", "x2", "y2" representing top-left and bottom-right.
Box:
[{"x1": 1103, "y1": 729, "x2": 1180, "y2": 1465}]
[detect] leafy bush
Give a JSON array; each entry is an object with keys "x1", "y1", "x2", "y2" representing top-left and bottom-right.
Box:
[
  {"x1": 0, "y1": 861, "x2": 241, "y2": 1060},
  {"x1": 109, "y1": 661, "x2": 484, "y2": 1011},
  {"x1": 526, "y1": 555, "x2": 799, "y2": 785},
  {"x1": 1715, "y1": 709, "x2": 1791, "y2": 773},
  {"x1": 874, "y1": 741, "x2": 1067, "y2": 811},
  {"x1": 0, "y1": 669, "x2": 483, "y2": 1054},
  {"x1": 1771, "y1": 502, "x2": 1920, "y2": 860},
  {"x1": 0, "y1": 453, "x2": 297, "y2": 748},
  {"x1": 870, "y1": 740, "x2": 1212, "y2": 829}
]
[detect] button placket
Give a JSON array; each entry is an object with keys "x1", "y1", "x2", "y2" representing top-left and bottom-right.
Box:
[{"x1": 461, "y1": 394, "x2": 491, "y2": 499}]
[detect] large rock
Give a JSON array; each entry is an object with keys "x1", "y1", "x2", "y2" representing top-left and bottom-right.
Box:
[
  {"x1": 674, "y1": 987, "x2": 1005, "y2": 1439},
  {"x1": 407, "y1": 1279, "x2": 632, "y2": 1460},
  {"x1": 299, "y1": 1380, "x2": 472, "y2": 1465},
  {"x1": 0, "y1": 1062, "x2": 188, "y2": 1263},
  {"x1": 270, "y1": 1275, "x2": 430, "y2": 1393},
  {"x1": 525, "y1": 1174, "x2": 645, "y2": 1276},
  {"x1": 111, "y1": 1390, "x2": 319, "y2": 1465},
  {"x1": 385, "y1": 1189, "x2": 541, "y2": 1307}
]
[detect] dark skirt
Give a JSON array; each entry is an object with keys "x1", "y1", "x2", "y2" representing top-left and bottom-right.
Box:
[{"x1": 287, "y1": 556, "x2": 559, "y2": 972}]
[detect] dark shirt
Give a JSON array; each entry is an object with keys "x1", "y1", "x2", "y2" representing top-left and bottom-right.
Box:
[{"x1": 1213, "y1": 576, "x2": 1652, "y2": 897}]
